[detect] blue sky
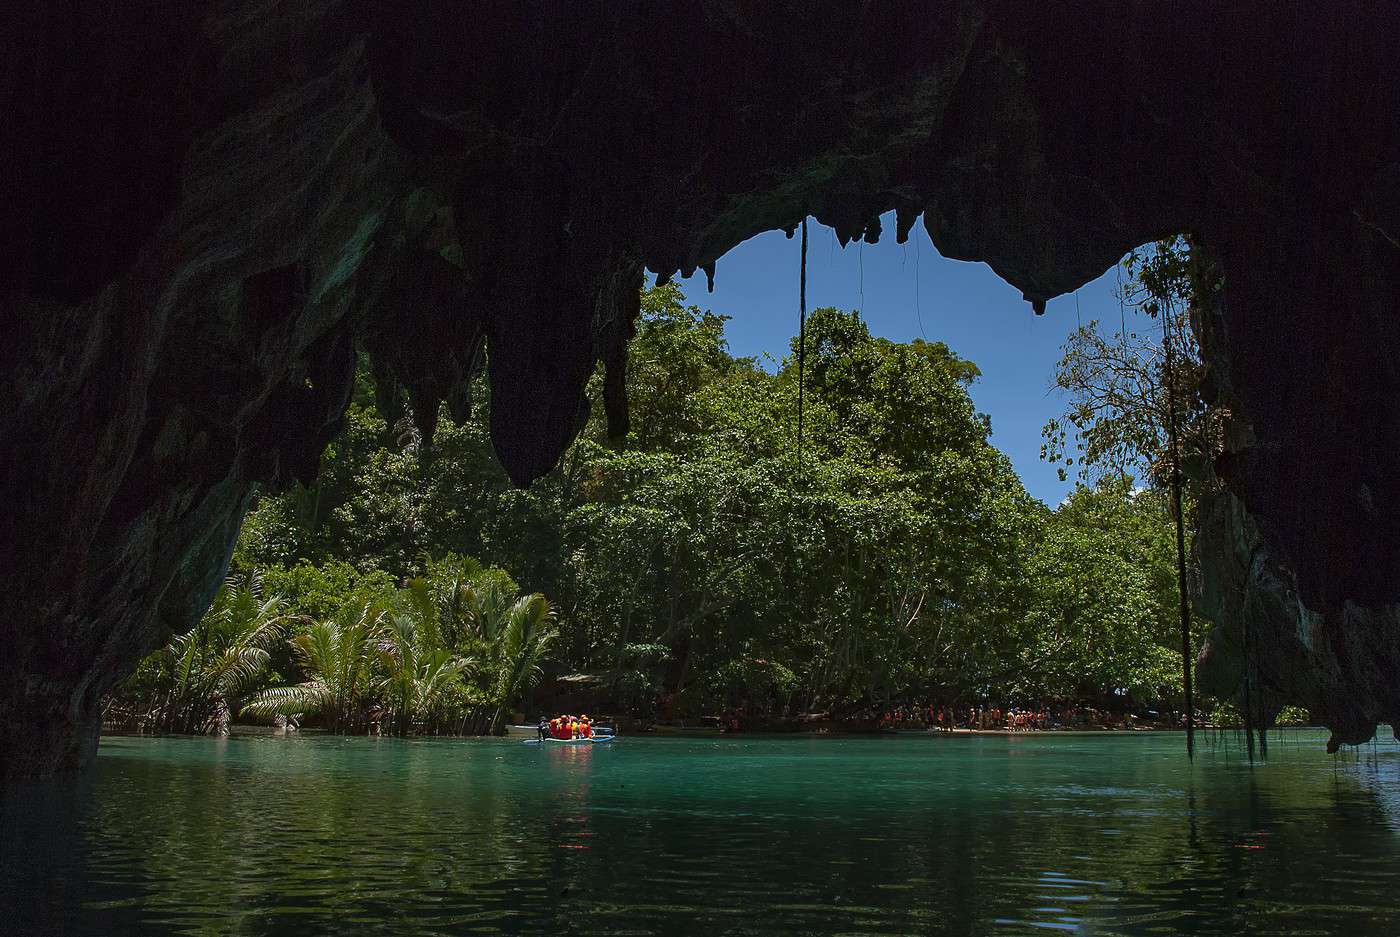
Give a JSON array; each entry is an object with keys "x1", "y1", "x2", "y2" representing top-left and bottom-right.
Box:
[{"x1": 659, "y1": 212, "x2": 1153, "y2": 507}]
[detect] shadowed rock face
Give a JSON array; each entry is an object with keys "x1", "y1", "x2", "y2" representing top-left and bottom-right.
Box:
[
  {"x1": 1192, "y1": 253, "x2": 1400, "y2": 753},
  {"x1": 2, "y1": 1, "x2": 1398, "y2": 779}
]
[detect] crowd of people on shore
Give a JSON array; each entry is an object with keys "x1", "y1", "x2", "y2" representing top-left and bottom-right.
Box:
[
  {"x1": 966, "y1": 706, "x2": 1051, "y2": 731},
  {"x1": 869, "y1": 702, "x2": 1139, "y2": 732},
  {"x1": 708, "y1": 702, "x2": 1177, "y2": 734}
]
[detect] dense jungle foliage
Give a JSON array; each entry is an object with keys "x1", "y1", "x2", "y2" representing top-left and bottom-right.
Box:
[{"x1": 112, "y1": 245, "x2": 1215, "y2": 733}]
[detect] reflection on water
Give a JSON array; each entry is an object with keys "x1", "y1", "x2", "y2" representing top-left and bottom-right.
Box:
[{"x1": 3, "y1": 731, "x2": 1400, "y2": 935}]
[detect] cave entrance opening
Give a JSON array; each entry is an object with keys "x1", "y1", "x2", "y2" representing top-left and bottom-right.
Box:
[{"x1": 662, "y1": 219, "x2": 1205, "y2": 747}]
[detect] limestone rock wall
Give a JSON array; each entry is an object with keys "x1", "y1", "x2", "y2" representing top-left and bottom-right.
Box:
[
  {"x1": 2, "y1": 0, "x2": 405, "y2": 776},
  {"x1": 1192, "y1": 246, "x2": 1400, "y2": 751},
  {"x1": 2, "y1": 1, "x2": 1398, "y2": 779}
]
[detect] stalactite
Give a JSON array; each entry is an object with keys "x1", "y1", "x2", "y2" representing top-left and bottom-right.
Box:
[{"x1": 895, "y1": 206, "x2": 920, "y2": 244}]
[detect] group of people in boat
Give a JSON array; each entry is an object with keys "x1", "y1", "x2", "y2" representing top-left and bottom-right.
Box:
[{"x1": 536, "y1": 714, "x2": 598, "y2": 741}]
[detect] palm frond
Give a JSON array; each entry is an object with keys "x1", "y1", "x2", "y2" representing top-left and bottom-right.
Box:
[
  {"x1": 210, "y1": 646, "x2": 272, "y2": 698},
  {"x1": 494, "y1": 594, "x2": 556, "y2": 703},
  {"x1": 242, "y1": 682, "x2": 331, "y2": 718}
]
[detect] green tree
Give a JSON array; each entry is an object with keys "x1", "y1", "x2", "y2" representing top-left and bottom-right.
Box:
[
  {"x1": 119, "y1": 570, "x2": 295, "y2": 735},
  {"x1": 243, "y1": 598, "x2": 385, "y2": 733},
  {"x1": 1019, "y1": 480, "x2": 1184, "y2": 703},
  {"x1": 488, "y1": 594, "x2": 557, "y2": 733},
  {"x1": 377, "y1": 581, "x2": 473, "y2": 736},
  {"x1": 216, "y1": 279, "x2": 1198, "y2": 727},
  {"x1": 625, "y1": 282, "x2": 737, "y2": 450},
  {"x1": 409, "y1": 555, "x2": 558, "y2": 734},
  {"x1": 1041, "y1": 236, "x2": 1222, "y2": 489}
]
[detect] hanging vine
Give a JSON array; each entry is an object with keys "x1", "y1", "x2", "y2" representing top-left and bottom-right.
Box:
[
  {"x1": 1159, "y1": 285, "x2": 1196, "y2": 760},
  {"x1": 797, "y1": 217, "x2": 809, "y2": 470}
]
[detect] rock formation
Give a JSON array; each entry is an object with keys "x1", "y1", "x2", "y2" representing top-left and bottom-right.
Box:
[
  {"x1": 3, "y1": 1, "x2": 1398, "y2": 779},
  {"x1": 1192, "y1": 249, "x2": 1400, "y2": 753}
]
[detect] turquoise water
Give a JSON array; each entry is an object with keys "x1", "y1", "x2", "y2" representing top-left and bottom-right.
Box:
[{"x1": 4, "y1": 731, "x2": 1400, "y2": 935}]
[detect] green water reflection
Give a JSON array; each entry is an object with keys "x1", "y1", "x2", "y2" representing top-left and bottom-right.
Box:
[{"x1": 4, "y1": 731, "x2": 1400, "y2": 935}]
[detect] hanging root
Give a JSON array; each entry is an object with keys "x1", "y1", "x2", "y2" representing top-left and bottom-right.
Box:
[{"x1": 797, "y1": 217, "x2": 808, "y2": 469}]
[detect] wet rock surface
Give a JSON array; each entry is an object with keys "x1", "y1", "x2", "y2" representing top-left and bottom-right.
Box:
[
  {"x1": 2, "y1": 1, "x2": 1398, "y2": 778},
  {"x1": 1192, "y1": 251, "x2": 1400, "y2": 753}
]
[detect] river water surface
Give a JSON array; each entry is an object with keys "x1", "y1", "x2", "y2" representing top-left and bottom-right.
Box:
[{"x1": 4, "y1": 731, "x2": 1400, "y2": 935}]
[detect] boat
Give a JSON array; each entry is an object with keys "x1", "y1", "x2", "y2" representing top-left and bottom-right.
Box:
[{"x1": 522, "y1": 734, "x2": 616, "y2": 745}]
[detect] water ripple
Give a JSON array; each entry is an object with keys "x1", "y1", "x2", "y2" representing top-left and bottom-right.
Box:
[{"x1": 3, "y1": 732, "x2": 1399, "y2": 936}]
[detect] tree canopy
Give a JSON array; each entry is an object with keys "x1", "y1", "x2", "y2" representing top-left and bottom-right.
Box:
[{"x1": 118, "y1": 279, "x2": 1203, "y2": 729}]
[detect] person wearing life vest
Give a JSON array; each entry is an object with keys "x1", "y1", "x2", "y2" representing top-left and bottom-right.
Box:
[{"x1": 581, "y1": 715, "x2": 592, "y2": 739}]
